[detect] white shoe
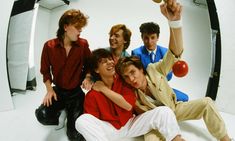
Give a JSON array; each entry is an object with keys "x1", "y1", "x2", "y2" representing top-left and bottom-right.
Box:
[{"x1": 55, "y1": 110, "x2": 66, "y2": 130}]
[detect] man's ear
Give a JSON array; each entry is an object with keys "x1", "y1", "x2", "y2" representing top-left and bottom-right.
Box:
[
  {"x1": 140, "y1": 68, "x2": 144, "y2": 73},
  {"x1": 95, "y1": 69, "x2": 99, "y2": 74},
  {"x1": 64, "y1": 24, "x2": 69, "y2": 31}
]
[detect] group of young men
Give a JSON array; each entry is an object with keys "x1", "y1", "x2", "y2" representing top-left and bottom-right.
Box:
[{"x1": 34, "y1": 0, "x2": 233, "y2": 141}]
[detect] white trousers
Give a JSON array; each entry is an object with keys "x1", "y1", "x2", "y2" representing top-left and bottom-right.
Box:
[{"x1": 75, "y1": 106, "x2": 180, "y2": 141}]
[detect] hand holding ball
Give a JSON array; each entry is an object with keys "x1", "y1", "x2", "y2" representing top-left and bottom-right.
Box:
[{"x1": 172, "y1": 60, "x2": 188, "y2": 77}]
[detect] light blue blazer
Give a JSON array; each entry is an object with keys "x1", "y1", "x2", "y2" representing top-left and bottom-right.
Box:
[
  {"x1": 132, "y1": 45, "x2": 172, "y2": 81},
  {"x1": 132, "y1": 45, "x2": 189, "y2": 102}
]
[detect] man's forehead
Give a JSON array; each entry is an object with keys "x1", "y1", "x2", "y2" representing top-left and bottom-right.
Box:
[
  {"x1": 143, "y1": 33, "x2": 157, "y2": 37},
  {"x1": 123, "y1": 65, "x2": 134, "y2": 73}
]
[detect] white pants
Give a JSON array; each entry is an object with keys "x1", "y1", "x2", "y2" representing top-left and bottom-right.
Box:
[{"x1": 75, "y1": 106, "x2": 180, "y2": 141}]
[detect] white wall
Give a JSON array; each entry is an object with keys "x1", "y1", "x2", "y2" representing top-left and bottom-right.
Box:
[
  {"x1": 214, "y1": 0, "x2": 235, "y2": 115},
  {"x1": 35, "y1": 0, "x2": 210, "y2": 100},
  {"x1": 0, "y1": 0, "x2": 14, "y2": 111},
  {"x1": 169, "y1": 0, "x2": 211, "y2": 100},
  {"x1": 34, "y1": 6, "x2": 51, "y2": 78},
  {"x1": 0, "y1": 0, "x2": 233, "y2": 117}
]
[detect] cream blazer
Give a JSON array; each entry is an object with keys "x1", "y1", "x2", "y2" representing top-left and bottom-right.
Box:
[{"x1": 135, "y1": 50, "x2": 182, "y2": 112}]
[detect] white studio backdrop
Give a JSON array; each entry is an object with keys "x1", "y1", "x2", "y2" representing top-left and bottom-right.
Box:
[
  {"x1": 1, "y1": 0, "x2": 234, "y2": 115},
  {"x1": 35, "y1": 0, "x2": 211, "y2": 100},
  {"x1": 7, "y1": 4, "x2": 38, "y2": 92},
  {"x1": 214, "y1": 0, "x2": 235, "y2": 115},
  {"x1": 0, "y1": 0, "x2": 14, "y2": 112},
  {"x1": 34, "y1": 0, "x2": 235, "y2": 114}
]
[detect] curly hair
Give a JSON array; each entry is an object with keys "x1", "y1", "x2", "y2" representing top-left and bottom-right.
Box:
[{"x1": 139, "y1": 22, "x2": 160, "y2": 37}]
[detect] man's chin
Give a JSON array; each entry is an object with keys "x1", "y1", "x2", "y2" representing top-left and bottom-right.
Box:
[{"x1": 132, "y1": 84, "x2": 139, "y2": 89}]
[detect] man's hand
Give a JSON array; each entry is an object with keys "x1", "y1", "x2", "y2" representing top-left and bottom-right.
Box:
[
  {"x1": 43, "y1": 89, "x2": 57, "y2": 107},
  {"x1": 92, "y1": 81, "x2": 107, "y2": 93},
  {"x1": 81, "y1": 76, "x2": 94, "y2": 91},
  {"x1": 160, "y1": 0, "x2": 182, "y2": 21}
]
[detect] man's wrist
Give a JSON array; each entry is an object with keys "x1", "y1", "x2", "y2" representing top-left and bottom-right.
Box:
[
  {"x1": 168, "y1": 20, "x2": 182, "y2": 28},
  {"x1": 85, "y1": 74, "x2": 91, "y2": 79}
]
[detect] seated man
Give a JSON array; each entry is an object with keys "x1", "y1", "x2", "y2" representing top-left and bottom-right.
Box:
[
  {"x1": 35, "y1": 9, "x2": 91, "y2": 141},
  {"x1": 75, "y1": 48, "x2": 185, "y2": 141},
  {"x1": 132, "y1": 22, "x2": 188, "y2": 102},
  {"x1": 116, "y1": 0, "x2": 232, "y2": 140}
]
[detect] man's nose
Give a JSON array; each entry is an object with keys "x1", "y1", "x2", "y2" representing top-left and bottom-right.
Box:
[
  {"x1": 107, "y1": 59, "x2": 113, "y2": 64},
  {"x1": 110, "y1": 35, "x2": 115, "y2": 39},
  {"x1": 77, "y1": 28, "x2": 82, "y2": 33},
  {"x1": 129, "y1": 75, "x2": 135, "y2": 82}
]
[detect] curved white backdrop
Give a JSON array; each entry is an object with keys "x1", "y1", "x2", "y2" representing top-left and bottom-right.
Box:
[{"x1": 0, "y1": 0, "x2": 14, "y2": 111}]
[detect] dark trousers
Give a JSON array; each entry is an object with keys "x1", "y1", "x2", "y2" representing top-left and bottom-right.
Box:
[{"x1": 35, "y1": 86, "x2": 85, "y2": 131}]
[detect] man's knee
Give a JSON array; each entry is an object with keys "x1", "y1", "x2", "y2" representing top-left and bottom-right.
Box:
[
  {"x1": 75, "y1": 114, "x2": 91, "y2": 132},
  {"x1": 154, "y1": 106, "x2": 174, "y2": 116},
  {"x1": 202, "y1": 97, "x2": 214, "y2": 106},
  {"x1": 35, "y1": 105, "x2": 59, "y2": 125},
  {"x1": 144, "y1": 130, "x2": 165, "y2": 141}
]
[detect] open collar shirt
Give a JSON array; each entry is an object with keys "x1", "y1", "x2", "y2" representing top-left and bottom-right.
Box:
[
  {"x1": 84, "y1": 75, "x2": 136, "y2": 129},
  {"x1": 40, "y1": 38, "x2": 91, "y2": 90}
]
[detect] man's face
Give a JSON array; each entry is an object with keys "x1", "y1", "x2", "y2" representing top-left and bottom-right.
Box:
[
  {"x1": 142, "y1": 33, "x2": 159, "y2": 51},
  {"x1": 64, "y1": 24, "x2": 82, "y2": 41},
  {"x1": 95, "y1": 57, "x2": 115, "y2": 78},
  {"x1": 109, "y1": 29, "x2": 126, "y2": 50},
  {"x1": 122, "y1": 64, "x2": 145, "y2": 89}
]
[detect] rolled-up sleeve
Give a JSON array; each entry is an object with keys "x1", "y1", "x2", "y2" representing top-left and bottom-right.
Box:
[
  {"x1": 147, "y1": 50, "x2": 180, "y2": 77},
  {"x1": 40, "y1": 43, "x2": 52, "y2": 83}
]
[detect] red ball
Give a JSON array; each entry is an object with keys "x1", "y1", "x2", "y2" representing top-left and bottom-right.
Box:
[{"x1": 172, "y1": 60, "x2": 189, "y2": 77}]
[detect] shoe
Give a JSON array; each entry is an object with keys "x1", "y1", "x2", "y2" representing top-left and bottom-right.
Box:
[
  {"x1": 55, "y1": 110, "x2": 66, "y2": 130},
  {"x1": 67, "y1": 129, "x2": 85, "y2": 141}
]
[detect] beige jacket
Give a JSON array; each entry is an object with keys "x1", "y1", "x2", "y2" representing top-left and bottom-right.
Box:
[{"x1": 135, "y1": 50, "x2": 181, "y2": 112}]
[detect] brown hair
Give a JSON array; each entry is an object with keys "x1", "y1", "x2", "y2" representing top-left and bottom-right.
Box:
[
  {"x1": 109, "y1": 24, "x2": 132, "y2": 50},
  {"x1": 115, "y1": 56, "x2": 146, "y2": 78},
  {"x1": 139, "y1": 22, "x2": 160, "y2": 37},
  {"x1": 89, "y1": 48, "x2": 113, "y2": 81},
  {"x1": 57, "y1": 9, "x2": 88, "y2": 40}
]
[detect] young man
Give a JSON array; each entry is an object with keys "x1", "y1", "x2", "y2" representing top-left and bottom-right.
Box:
[
  {"x1": 81, "y1": 24, "x2": 132, "y2": 91},
  {"x1": 75, "y1": 48, "x2": 185, "y2": 141},
  {"x1": 116, "y1": 0, "x2": 232, "y2": 140},
  {"x1": 131, "y1": 22, "x2": 188, "y2": 102},
  {"x1": 35, "y1": 9, "x2": 91, "y2": 141}
]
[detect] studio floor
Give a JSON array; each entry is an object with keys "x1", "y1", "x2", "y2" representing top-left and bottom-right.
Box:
[{"x1": 0, "y1": 78, "x2": 234, "y2": 141}]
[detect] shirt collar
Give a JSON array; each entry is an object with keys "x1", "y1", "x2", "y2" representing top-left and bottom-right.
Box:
[
  {"x1": 56, "y1": 38, "x2": 80, "y2": 48},
  {"x1": 146, "y1": 48, "x2": 157, "y2": 55}
]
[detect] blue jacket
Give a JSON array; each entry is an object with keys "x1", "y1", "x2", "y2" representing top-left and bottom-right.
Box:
[{"x1": 132, "y1": 45, "x2": 173, "y2": 81}]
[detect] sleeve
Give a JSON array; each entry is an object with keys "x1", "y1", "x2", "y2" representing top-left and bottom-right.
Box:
[
  {"x1": 131, "y1": 50, "x2": 136, "y2": 56},
  {"x1": 83, "y1": 39, "x2": 92, "y2": 72},
  {"x1": 131, "y1": 48, "x2": 140, "y2": 57},
  {"x1": 122, "y1": 85, "x2": 136, "y2": 108},
  {"x1": 40, "y1": 42, "x2": 52, "y2": 83},
  {"x1": 160, "y1": 46, "x2": 168, "y2": 55},
  {"x1": 83, "y1": 39, "x2": 91, "y2": 57},
  {"x1": 80, "y1": 39, "x2": 92, "y2": 79},
  {"x1": 159, "y1": 46, "x2": 173, "y2": 81},
  {"x1": 84, "y1": 91, "x2": 100, "y2": 118},
  {"x1": 147, "y1": 50, "x2": 180, "y2": 77}
]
